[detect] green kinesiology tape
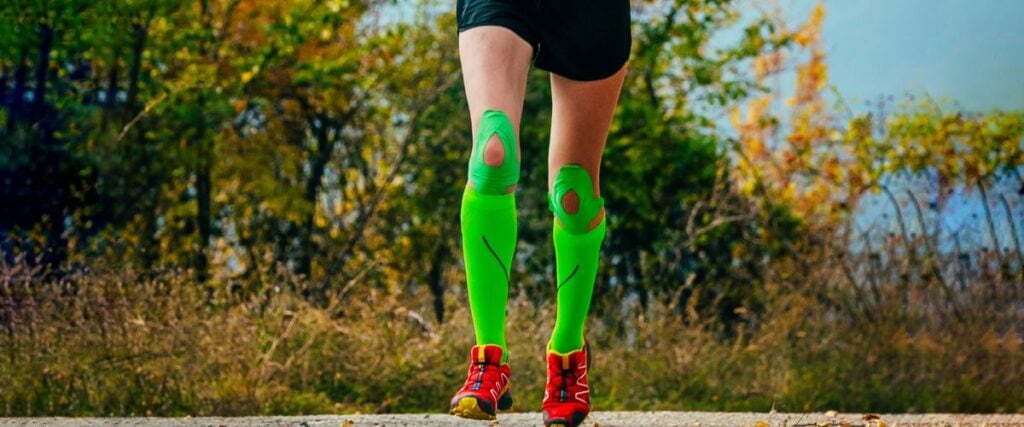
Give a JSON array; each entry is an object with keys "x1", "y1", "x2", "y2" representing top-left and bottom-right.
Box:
[
  {"x1": 468, "y1": 110, "x2": 519, "y2": 195},
  {"x1": 548, "y1": 164, "x2": 604, "y2": 234},
  {"x1": 461, "y1": 109, "x2": 520, "y2": 363},
  {"x1": 548, "y1": 164, "x2": 606, "y2": 353}
]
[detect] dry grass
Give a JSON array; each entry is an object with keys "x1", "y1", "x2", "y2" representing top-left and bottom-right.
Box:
[{"x1": 1, "y1": 252, "x2": 1023, "y2": 416}]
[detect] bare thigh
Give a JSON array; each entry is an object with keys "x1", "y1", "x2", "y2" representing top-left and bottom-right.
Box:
[
  {"x1": 547, "y1": 64, "x2": 628, "y2": 229},
  {"x1": 459, "y1": 26, "x2": 533, "y2": 192}
]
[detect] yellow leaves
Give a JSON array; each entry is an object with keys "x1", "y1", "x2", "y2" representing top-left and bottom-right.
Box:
[
  {"x1": 809, "y1": 3, "x2": 826, "y2": 29},
  {"x1": 732, "y1": 96, "x2": 775, "y2": 161},
  {"x1": 748, "y1": 97, "x2": 772, "y2": 123},
  {"x1": 749, "y1": 138, "x2": 766, "y2": 158},
  {"x1": 151, "y1": 16, "x2": 169, "y2": 34},
  {"x1": 792, "y1": 30, "x2": 814, "y2": 47},
  {"x1": 240, "y1": 65, "x2": 260, "y2": 84},
  {"x1": 823, "y1": 157, "x2": 841, "y2": 181},
  {"x1": 794, "y1": 3, "x2": 826, "y2": 47},
  {"x1": 729, "y1": 106, "x2": 744, "y2": 129},
  {"x1": 319, "y1": 27, "x2": 333, "y2": 41},
  {"x1": 739, "y1": 176, "x2": 758, "y2": 196},
  {"x1": 782, "y1": 181, "x2": 797, "y2": 204}
]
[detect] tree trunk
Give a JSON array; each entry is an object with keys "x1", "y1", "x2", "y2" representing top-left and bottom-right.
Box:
[
  {"x1": 194, "y1": 0, "x2": 213, "y2": 287},
  {"x1": 880, "y1": 184, "x2": 914, "y2": 306},
  {"x1": 976, "y1": 179, "x2": 1002, "y2": 299},
  {"x1": 998, "y1": 193, "x2": 1024, "y2": 291},
  {"x1": 196, "y1": 143, "x2": 212, "y2": 284},
  {"x1": 905, "y1": 188, "x2": 961, "y2": 320},
  {"x1": 125, "y1": 22, "x2": 148, "y2": 118},
  {"x1": 0, "y1": 64, "x2": 8, "y2": 108},
  {"x1": 32, "y1": 24, "x2": 54, "y2": 118},
  {"x1": 9, "y1": 46, "x2": 28, "y2": 131},
  {"x1": 106, "y1": 61, "x2": 120, "y2": 109},
  {"x1": 299, "y1": 116, "x2": 334, "y2": 281},
  {"x1": 977, "y1": 180, "x2": 1001, "y2": 255},
  {"x1": 427, "y1": 241, "x2": 448, "y2": 324},
  {"x1": 100, "y1": 60, "x2": 119, "y2": 129}
]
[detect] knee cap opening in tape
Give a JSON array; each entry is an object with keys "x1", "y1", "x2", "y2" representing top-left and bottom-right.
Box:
[
  {"x1": 549, "y1": 164, "x2": 604, "y2": 234},
  {"x1": 468, "y1": 110, "x2": 519, "y2": 195}
]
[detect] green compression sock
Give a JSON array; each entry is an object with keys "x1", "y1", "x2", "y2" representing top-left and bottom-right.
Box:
[
  {"x1": 461, "y1": 110, "x2": 519, "y2": 363},
  {"x1": 549, "y1": 164, "x2": 606, "y2": 353}
]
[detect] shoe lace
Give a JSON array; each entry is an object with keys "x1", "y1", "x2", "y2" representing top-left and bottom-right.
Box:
[
  {"x1": 464, "y1": 360, "x2": 501, "y2": 389},
  {"x1": 547, "y1": 365, "x2": 582, "y2": 395}
]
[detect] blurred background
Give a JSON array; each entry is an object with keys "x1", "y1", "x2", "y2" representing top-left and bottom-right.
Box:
[{"x1": 1, "y1": 0, "x2": 1023, "y2": 417}]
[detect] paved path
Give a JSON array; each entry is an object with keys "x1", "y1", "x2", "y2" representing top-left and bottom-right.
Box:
[{"x1": 3, "y1": 412, "x2": 1023, "y2": 426}]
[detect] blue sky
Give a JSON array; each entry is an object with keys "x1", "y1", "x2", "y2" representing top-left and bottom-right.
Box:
[
  {"x1": 400, "y1": 0, "x2": 1024, "y2": 111},
  {"x1": 790, "y1": 0, "x2": 1024, "y2": 112},
  {"x1": 777, "y1": 0, "x2": 1023, "y2": 252}
]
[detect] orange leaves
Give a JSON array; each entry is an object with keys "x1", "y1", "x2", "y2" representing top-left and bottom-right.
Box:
[
  {"x1": 792, "y1": 55, "x2": 828, "y2": 104},
  {"x1": 753, "y1": 50, "x2": 784, "y2": 80},
  {"x1": 748, "y1": 138, "x2": 767, "y2": 159},
  {"x1": 731, "y1": 1, "x2": 836, "y2": 220},
  {"x1": 233, "y1": 97, "x2": 248, "y2": 113},
  {"x1": 785, "y1": 1, "x2": 829, "y2": 189}
]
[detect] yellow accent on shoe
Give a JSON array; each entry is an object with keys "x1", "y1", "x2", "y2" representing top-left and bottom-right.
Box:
[
  {"x1": 547, "y1": 339, "x2": 586, "y2": 356},
  {"x1": 449, "y1": 397, "x2": 495, "y2": 421},
  {"x1": 547, "y1": 339, "x2": 586, "y2": 370}
]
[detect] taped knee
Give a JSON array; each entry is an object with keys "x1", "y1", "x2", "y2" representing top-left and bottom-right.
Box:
[
  {"x1": 549, "y1": 164, "x2": 604, "y2": 234},
  {"x1": 468, "y1": 109, "x2": 520, "y2": 195}
]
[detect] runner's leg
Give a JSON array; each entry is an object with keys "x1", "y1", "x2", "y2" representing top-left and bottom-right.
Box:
[
  {"x1": 546, "y1": 64, "x2": 627, "y2": 353},
  {"x1": 459, "y1": 25, "x2": 532, "y2": 361}
]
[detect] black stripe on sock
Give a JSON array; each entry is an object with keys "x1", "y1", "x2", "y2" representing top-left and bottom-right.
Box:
[
  {"x1": 481, "y1": 235, "x2": 510, "y2": 284},
  {"x1": 557, "y1": 265, "x2": 580, "y2": 291}
]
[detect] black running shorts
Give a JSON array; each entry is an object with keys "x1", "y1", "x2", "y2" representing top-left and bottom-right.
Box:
[{"x1": 456, "y1": 0, "x2": 632, "y2": 82}]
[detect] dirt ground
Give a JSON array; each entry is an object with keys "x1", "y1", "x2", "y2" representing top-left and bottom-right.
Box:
[{"x1": 4, "y1": 412, "x2": 1023, "y2": 427}]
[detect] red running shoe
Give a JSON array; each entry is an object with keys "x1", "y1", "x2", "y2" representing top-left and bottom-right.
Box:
[
  {"x1": 542, "y1": 341, "x2": 591, "y2": 427},
  {"x1": 449, "y1": 344, "x2": 513, "y2": 420}
]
